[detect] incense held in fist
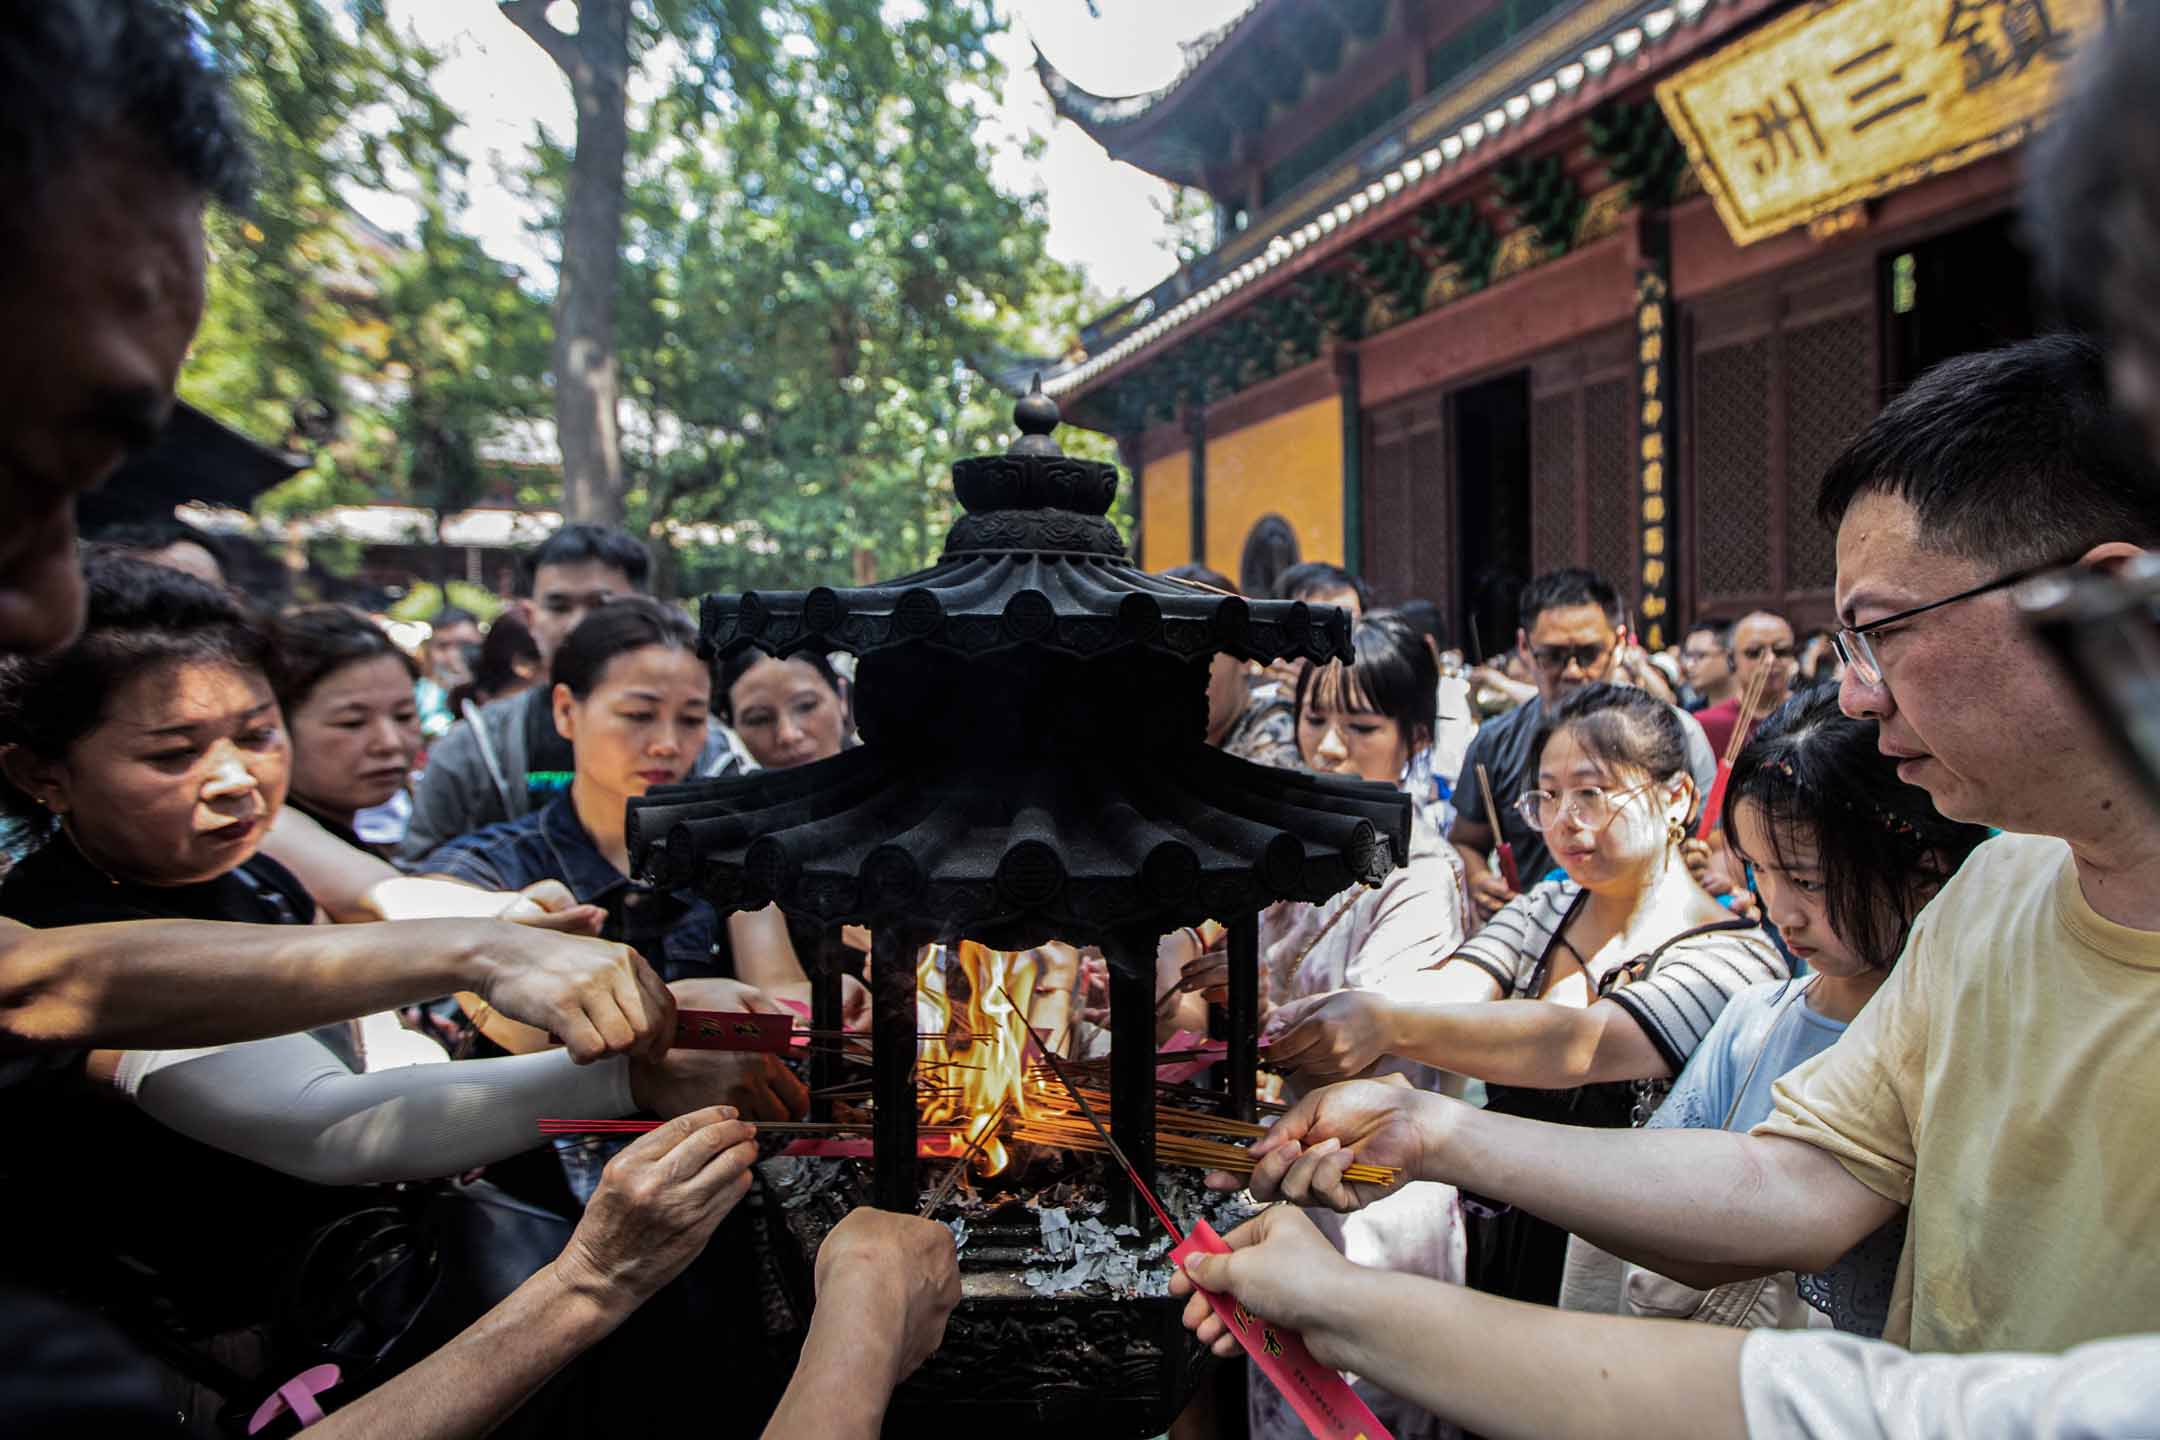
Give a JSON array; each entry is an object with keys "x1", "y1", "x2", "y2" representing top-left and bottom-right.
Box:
[
  {"x1": 554, "y1": 1106, "x2": 761, "y2": 1310},
  {"x1": 1209, "y1": 1077, "x2": 1439, "y2": 1212},
  {"x1": 1169, "y1": 1207, "x2": 1365, "y2": 1368},
  {"x1": 633, "y1": 978, "x2": 811, "y2": 1121}
]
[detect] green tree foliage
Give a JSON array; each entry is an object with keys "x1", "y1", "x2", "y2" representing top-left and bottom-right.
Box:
[
  {"x1": 537, "y1": 2, "x2": 1107, "y2": 593},
  {"x1": 182, "y1": 0, "x2": 548, "y2": 574}
]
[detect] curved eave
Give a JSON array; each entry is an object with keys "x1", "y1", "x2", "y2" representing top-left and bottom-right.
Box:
[
  {"x1": 628, "y1": 742, "x2": 1409, "y2": 951},
  {"x1": 1033, "y1": 48, "x2": 1228, "y2": 190},
  {"x1": 702, "y1": 552, "x2": 1355, "y2": 669},
  {"x1": 1045, "y1": 0, "x2": 1774, "y2": 410}
]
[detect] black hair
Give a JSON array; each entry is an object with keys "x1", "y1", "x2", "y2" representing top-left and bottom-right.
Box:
[
  {"x1": 432, "y1": 606, "x2": 479, "y2": 632},
  {"x1": 0, "y1": 551, "x2": 267, "y2": 816},
  {"x1": 1518, "y1": 567, "x2": 1623, "y2": 631},
  {"x1": 2025, "y1": 3, "x2": 2160, "y2": 348},
  {"x1": 1684, "y1": 615, "x2": 1733, "y2": 649},
  {"x1": 550, "y1": 597, "x2": 699, "y2": 700},
  {"x1": 714, "y1": 647, "x2": 844, "y2": 723},
  {"x1": 448, "y1": 612, "x2": 540, "y2": 715},
  {"x1": 84, "y1": 518, "x2": 226, "y2": 565},
  {"x1": 0, "y1": 0, "x2": 253, "y2": 243},
  {"x1": 1164, "y1": 562, "x2": 1237, "y2": 594},
  {"x1": 1295, "y1": 610, "x2": 1437, "y2": 752},
  {"x1": 1815, "y1": 336, "x2": 2160, "y2": 570},
  {"x1": 266, "y1": 604, "x2": 416, "y2": 715},
  {"x1": 516, "y1": 523, "x2": 652, "y2": 597},
  {"x1": 1530, "y1": 682, "x2": 1691, "y2": 792},
  {"x1": 1723, "y1": 683, "x2": 1989, "y2": 970},
  {"x1": 1275, "y1": 561, "x2": 1371, "y2": 611},
  {"x1": 1393, "y1": 597, "x2": 1449, "y2": 654}
]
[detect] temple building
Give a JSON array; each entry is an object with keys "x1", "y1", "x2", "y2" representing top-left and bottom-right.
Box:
[{"x1": 1039, "y1": 0, "x2": 2105, "y2": 651}]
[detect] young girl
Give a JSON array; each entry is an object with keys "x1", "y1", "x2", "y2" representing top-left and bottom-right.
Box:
[
  {"x1": 1264, "y1": 683, "x2": 1789, "y2": 1307},
  {"x1": 1621, "y1": 683, "x2": 1989, "y2": 1334}
]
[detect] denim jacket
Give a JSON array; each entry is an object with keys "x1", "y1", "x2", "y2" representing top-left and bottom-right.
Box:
[{"x1": 421, "y1": 794, "x2": 725, "y2": 982}]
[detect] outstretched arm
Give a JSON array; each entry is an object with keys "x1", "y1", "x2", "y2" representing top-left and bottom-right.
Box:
[
  {"x1": 763, "y1": 1210, "x2": 963, "y2": 1440},
  {"x1": 0, "y1": 915, "x2": 672, "y2": 1062},
  {"x1": 1226, "y1": 1079, "x2": 1898, "y2": 1283},
  {"x1": 1174, "y1": 1208, "x2": 2160, "y2": 1440},
  {"x1": 1171, "y1": 1205, "x2": 1750, "y2": 1440},
  {"x1": 310, "y1": 1109, "x2": 758, "y2": 1440},
  {"x1": 1268, "y1": 988, "x2": 1672, "y2": 1087}
]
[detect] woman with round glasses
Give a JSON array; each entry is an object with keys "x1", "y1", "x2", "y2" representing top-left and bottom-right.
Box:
[{"x1": 1264, "y1": 683, "x2": 1787, "y2": 1307}]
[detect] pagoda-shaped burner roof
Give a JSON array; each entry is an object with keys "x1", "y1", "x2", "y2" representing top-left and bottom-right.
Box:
[{"x1": 629, "y1": 380, "x2": 1406, "y2": 953}]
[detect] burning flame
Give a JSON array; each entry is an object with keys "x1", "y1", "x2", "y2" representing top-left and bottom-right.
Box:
[{"x1": 917, "y1": 941, "x2": 1045, "y2": 1175}]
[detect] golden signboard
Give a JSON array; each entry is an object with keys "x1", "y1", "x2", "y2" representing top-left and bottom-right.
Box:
[{"x1": 1656, "y1": 0, "x2": 2110, "y2": 246}]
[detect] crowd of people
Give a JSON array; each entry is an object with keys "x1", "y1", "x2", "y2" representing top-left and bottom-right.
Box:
[{"x1": 1, "y1": 1, "x2": 2157, "y2": 1437}]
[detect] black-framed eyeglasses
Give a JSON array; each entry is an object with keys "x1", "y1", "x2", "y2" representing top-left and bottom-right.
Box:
[
  {"x1": 1832, "y1": 558, "x2": 2067, "y2": 687},
  {"x1": 1529, "y1": 642, "x2": 1612, "y2": 674}
]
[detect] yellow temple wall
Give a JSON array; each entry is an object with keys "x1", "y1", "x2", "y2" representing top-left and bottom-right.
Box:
[
  {"x1": 1138, "y1": 450, "x2": 1190, "y2": 571},
  {"x1": 1204, "y1": 395, "x2": 1343, "y2": 576}
]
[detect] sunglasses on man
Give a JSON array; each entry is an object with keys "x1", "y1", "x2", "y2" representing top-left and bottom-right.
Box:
[{"x1": 1528, "y1": 641, "x2": 1614, "y2": 674}]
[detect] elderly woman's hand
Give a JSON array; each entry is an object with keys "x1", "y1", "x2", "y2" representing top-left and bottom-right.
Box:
[{"x1": 555, "y1": 1107, "x2": 759, "y2": 1312}]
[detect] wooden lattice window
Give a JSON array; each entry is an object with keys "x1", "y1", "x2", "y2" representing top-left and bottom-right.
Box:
[
  {"x1": 1692, "y1": 337, "x2": 1772, "y2": 605},
  {"x1": 1531, "y1": 392, "x2": 1578, "y2": 575},
  {"x1": 1526, "y1": 326, "x2": 1635, "y2": 606},
  {"x1": 1363, "y1": 396, "x2": 1448, "y2": 610},
  {"x1": 1782, "y1": 311, "x2": 1874, "y2": 596},
  {"x1": 1681, "y1": 254, "x2": 1875, "y2": 626},
  {"x1": 1584, "y1": 377, "x2": 1634, "y2": 598}
]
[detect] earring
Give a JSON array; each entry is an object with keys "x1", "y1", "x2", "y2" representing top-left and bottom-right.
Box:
[{"x1": 1667, "y1": 818, "x2": 1687, "y2": 846}]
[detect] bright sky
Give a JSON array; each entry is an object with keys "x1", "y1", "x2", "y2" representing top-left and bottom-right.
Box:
[{"x1": 355, "y1": 0, "x2": 1255, "y2": 304}]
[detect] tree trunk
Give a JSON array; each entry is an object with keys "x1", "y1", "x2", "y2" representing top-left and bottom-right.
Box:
[{"x1": 501, "y1": 0, "x2": 631, "y2": 526}]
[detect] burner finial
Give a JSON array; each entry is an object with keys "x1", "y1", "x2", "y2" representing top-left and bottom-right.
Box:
[{"x1": 1009, "y1": 374, "x2": 1063, "y2": 457}]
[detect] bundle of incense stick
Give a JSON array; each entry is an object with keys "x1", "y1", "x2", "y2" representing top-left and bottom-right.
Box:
[
  {"x1": 535, "y1": 1118, "x2": 968, "y2": 1138},
  {"x1": 1027, "y1": 1081, "x2": 1274, "y2": 1139},
  {"x1": 1724, "y1": 658, "x2": 1775, "y2": 769},
  {"x1": 1697, "y1": 655, "x2": 1776, "y2": 838},
  {"x1": 1007, "y1": 1113, "x2": 1398, "y2": 1187},
  {"x1": 1477, "y1": 760, "x2": 1520, "y2": 890}
]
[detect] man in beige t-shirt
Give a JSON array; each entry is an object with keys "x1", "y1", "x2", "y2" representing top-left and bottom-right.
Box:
[
  {"x1": 1230, "y1": 335, "x2": 2160, "y2": 1356},
  {"x1": 1754, "y1": 830, "x2": 2160, "y2": 1349}
]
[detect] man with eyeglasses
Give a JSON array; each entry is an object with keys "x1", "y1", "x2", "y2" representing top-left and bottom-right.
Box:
[
  {"x1": 1693, "y1": 610, "x2": 1795, "y2": 759},
  {"x1": 1449, "y1": 567, "x2": 1716, "y2": 920},
  {"x1": 1677, "y1": 618, "x2": 1737, "y2": 712},
  {"x1": 1258, "y1": 335, "x2": 2160, "y2": 1365}
]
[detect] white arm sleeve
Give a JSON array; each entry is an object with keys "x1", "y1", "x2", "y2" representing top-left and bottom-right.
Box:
[
  {"x1": 1739, "y1": 1330, "x2": 2160, "y2": 1440},
  {"x1": 117, "y1": 1031, "x2": 635, "y2": 1186}
]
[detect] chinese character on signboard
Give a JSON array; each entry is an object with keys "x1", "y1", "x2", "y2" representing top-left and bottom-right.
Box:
[{"x1": 1658, "y1": 0, "x2": 2104, "y2": 245}]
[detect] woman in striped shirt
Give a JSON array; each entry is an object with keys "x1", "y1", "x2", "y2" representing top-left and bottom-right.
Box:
[{"x1": 1264, "y1": 683, "x2": 1788, "y2": 1307}]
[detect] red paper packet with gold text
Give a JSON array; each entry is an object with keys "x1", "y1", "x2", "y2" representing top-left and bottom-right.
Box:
[{"x1": 1169, "y1": 1219, "x2": 1393, "y2": 1440}]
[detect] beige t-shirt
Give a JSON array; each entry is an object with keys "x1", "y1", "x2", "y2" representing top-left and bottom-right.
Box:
[{"x1": 1753, "y1": 832, "x2": 2160, "y2": 1353}]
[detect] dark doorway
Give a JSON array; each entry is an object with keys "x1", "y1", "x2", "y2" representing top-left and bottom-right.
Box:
[
  {"x1": 1884, "y1": 212, "x2": 2040, "y2": 392},
  {"x1": 1452, "y1": 371, "x2": 1532, "y2": 663}
]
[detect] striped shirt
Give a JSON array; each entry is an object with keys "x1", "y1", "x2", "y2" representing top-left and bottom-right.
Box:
[{"x1": 1451, "y1": 877, "x2": 1789, "y2": 1071}]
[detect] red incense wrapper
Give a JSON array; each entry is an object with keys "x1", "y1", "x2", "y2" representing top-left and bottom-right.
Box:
[
  {"x1": 1697, "y1": 760, "x2": 1734, "y2": 840},
  {"x1": 1493, "y1": 839, "x2": 1521, "y2": 892},
  {"x1": 1169, "y1": 1219, "x2": 1393, "y2": 1440},
  {"x1": 673, "y1": 1009, "x2": 796, "y2": 1053}
]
